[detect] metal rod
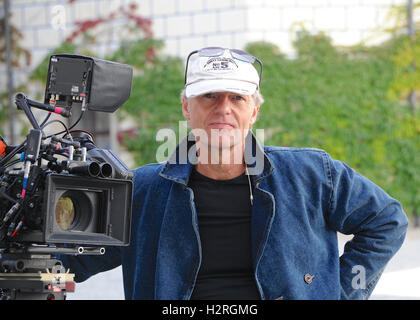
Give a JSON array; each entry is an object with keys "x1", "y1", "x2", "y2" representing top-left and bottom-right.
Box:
[
  {"x1": 25, "y1": 246, "x2": 106, "y2": 255},
  {"x1": 14, "y1": 93, "x2": 41, "y2": 131}
]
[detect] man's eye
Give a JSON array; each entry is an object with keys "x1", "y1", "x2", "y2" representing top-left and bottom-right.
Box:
[
  {"x1": 203, "y1": 93, "x2": 215, "y2": 98},
  {"x1": 234, "y1": 95, "x2": 245, "y2": 101}
]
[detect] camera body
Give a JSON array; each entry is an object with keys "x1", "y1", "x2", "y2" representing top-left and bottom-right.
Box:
[
  {"x1": 2, "y1": 152, "x2": 133, "y2": 247},
  {"x1": 0, "y1": 54, "x2": 134, "y2": 251}
]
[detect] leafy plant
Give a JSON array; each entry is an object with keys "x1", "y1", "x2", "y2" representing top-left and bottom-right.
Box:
[
  {"x1": 386, "y1": 2, "x2": 420, "y2": 103},
  {"x1": 246, "y1": 29, "x2": 419, "y2": 218},
  {"x1": 0, "y1": 15, "x2": 31, "y2": 68},
  {"x1": 21, "y1": 3, "x2": 420, "y2": 220},
  {"x1": 0, "y1": 13, "x2": 32, "y2": 140}
]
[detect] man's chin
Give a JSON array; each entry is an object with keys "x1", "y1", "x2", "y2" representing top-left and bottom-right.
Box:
[
  {"x1": 193, "y1": 128, "x2": 246, "y2": 151},
  {"x1": 210, "y1": 135, "x2": 241, "y2": 149}
]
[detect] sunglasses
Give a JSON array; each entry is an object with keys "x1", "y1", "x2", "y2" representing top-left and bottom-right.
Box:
[{"x1": 184, "y1": 47, "x2": 263, "y2": 88}]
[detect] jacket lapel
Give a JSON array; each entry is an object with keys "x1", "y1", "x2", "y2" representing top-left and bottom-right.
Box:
[
  {"x1": 245, "y1": 133, "x2": 276, "y2": 270},
  {"x1": 157, "y1": 131, "x2": 276, "y2": 298}
]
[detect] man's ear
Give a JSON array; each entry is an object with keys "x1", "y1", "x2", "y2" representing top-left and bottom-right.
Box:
[
  {"x1": 182, "y1": 98, "x2": 191, "y2": 120},
  {"x1": 250, "y1": 105, "x2": 260, "y2": 126}
]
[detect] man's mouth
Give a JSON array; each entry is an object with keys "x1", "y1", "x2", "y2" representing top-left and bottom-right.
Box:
[{"x1": 208, "y1": 122, "x2": 235, "y2": 129}]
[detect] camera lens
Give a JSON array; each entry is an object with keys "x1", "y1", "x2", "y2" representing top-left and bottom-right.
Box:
[
  {"x1": 54, "y1": 190, "x2": 93, "y2": 232},
  {"x1": 55, "y1": 196, "x2": 75, "y2": 230}
]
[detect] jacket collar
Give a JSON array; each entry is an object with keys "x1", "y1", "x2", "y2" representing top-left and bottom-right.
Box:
[{"x1": 159, "y1": 130, "x2": 274, "y2": 186}]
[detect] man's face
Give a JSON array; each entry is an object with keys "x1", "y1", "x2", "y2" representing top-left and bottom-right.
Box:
[{"x1": 182, "y1": 91, "x2": 260, "y2": 151}]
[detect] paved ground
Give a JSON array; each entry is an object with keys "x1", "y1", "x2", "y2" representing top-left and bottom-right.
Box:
[
  {"x1": 369, "y1": 226, "x2": 420, "y2": 300},
  {"x1": 66, "y1": 224, "x2": 420, "y2": 300}
]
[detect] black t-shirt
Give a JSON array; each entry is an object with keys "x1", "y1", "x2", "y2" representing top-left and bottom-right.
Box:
[{"x1": 188, "y1": 167, "x2": 261, "y2": 300}]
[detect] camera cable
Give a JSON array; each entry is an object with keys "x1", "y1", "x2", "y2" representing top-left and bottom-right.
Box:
[
  {"x1": 43, "y1": 96, "x2": 86, "y2": 139},
  {"x1": 6, "y1": 162, "x2": 30, "y2": 238},
  {"x1": 42, "y1": 119, "x2": 71, "y2": 140},
  {"x1": 0, "y1": 113, "x2": 50, "y2": 168}
]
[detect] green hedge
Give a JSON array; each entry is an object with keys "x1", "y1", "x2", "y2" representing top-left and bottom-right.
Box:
[
  {"x1": 25, "y1": 30, "x2": 420, "y2": 218},
  {"x1": 245, "y1": 32, "x2": 419, "y2": 218},
  {"x1": 119, "y1": 31, "x2": 419, "y2": 218}
]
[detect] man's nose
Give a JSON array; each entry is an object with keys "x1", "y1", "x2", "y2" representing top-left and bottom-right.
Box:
[{"x1": 214, "y1": 94, "x2": 232, "y2": 114}]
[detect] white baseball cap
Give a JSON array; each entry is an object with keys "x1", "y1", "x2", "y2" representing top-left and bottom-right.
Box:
[{"x1": 184, "y1": 48, "x2": 260, "y2": 98}]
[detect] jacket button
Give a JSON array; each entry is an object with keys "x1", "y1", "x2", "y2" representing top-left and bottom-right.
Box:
[{"x1": 304, "y1": 274, "x2": 314, "y2": 284}]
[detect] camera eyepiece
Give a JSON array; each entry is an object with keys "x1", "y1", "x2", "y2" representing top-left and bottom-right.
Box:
[
  {"x1": 67, "y1": 161, "x2": 100, "y2": 177},
  {"x1": 99, "y1": 163, "x2": 113, "y2": 178}
]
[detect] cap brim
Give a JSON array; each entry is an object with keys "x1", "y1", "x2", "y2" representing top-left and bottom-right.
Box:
[{"x1": 185, "y1": 79, "x2": 257, "y2": 98}]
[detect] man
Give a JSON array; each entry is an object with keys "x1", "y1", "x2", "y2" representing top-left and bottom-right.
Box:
[{"x1": 62, "y1": 47, "x2": 408, "y2": 300}]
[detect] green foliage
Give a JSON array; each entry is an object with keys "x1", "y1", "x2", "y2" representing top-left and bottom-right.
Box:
[
  {"x1": 107, "y1": 37, "x2": 164, "y2": 69},
  {"x1": 0, "y1": 15, "x2": 34, "y2": 139},
  {"x1": 375, "y1": 3, "x2": 420, "y2": 103},
  {"x1": 20, "y1": 5, "x2": 419, "y2": 218},
  {"x1": 0, "y1": 16, "x2": 31, "y2": 68},
  {"x1": 111, "y1": 39, "x2": 185, "y2": 165},
  {"x1": 114, "y1": 29, "x2": 420, "y2": 217},
  {"x1": 245, "y1": 30, "x2": 419, "y2": 217},
  {"x1": 29, "y1": 42, "x2": 77, "y2": 83},
  {"x1": 388, "y1": 35, "x2": 420, "y2": 100}
]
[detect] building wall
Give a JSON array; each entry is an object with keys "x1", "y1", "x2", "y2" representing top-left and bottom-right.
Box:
[
  {"x1": 0, "y1": 0, "x2": 409, "y2": 156},
  {"x1": 2, "y1": 0, "x2": 407, "y2": 89}
]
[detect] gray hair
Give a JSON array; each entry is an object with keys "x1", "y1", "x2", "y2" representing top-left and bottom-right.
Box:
[{"x1": 180, "y1": 88, "x2": 264, "y2": 107}]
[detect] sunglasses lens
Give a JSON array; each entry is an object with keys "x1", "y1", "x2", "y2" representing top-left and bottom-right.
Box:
[
  {"x1": 199, "y1": 47, "x2": 225, "y2": 57},
  {"x1": 185, "y1": 47, "x2": 262, "y2": 87},
  {"x1": 197, "y1": 47, "x2": 256, "y2": 63},
  {"x1": 230, "y1": 49, "x2": 256, "y2": 63}
]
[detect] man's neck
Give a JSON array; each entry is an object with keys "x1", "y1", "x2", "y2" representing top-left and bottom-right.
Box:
[
  {"x1": 195, "y1": 142, "x2": 246, "y2": 180},
  {"x1": 195, "y1": 162, "x2": 246, "y2": 180}
]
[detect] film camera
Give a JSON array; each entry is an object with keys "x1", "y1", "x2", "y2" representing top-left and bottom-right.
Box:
[{"x1": 0, "y1": 54, "x2": 134, "y2": 299}]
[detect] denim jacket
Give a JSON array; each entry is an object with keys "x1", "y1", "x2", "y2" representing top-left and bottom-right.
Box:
[{"x1": 61, "y1": 135, "x2": 408, "y2": 300}]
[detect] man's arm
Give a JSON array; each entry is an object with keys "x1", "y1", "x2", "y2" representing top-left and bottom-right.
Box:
[
  {"x1": 324, "y1": 154, "x2": 408, "y2": 299},
  {"x1": 57, "y1": 246, "x2": 122, "y2": 283}
]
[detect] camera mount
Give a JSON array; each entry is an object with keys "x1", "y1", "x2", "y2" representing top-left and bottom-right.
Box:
[{"x1": 0, "y1": 55, "x2": 134, "y2": 300}]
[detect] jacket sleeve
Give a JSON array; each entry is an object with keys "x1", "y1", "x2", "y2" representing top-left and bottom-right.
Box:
[
  {"x1": 324, "y1": 153, "x2": 408, "y2": 299},
  {"x1": 58, "y1": 246, "x2": 122, "y2": 283}
]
